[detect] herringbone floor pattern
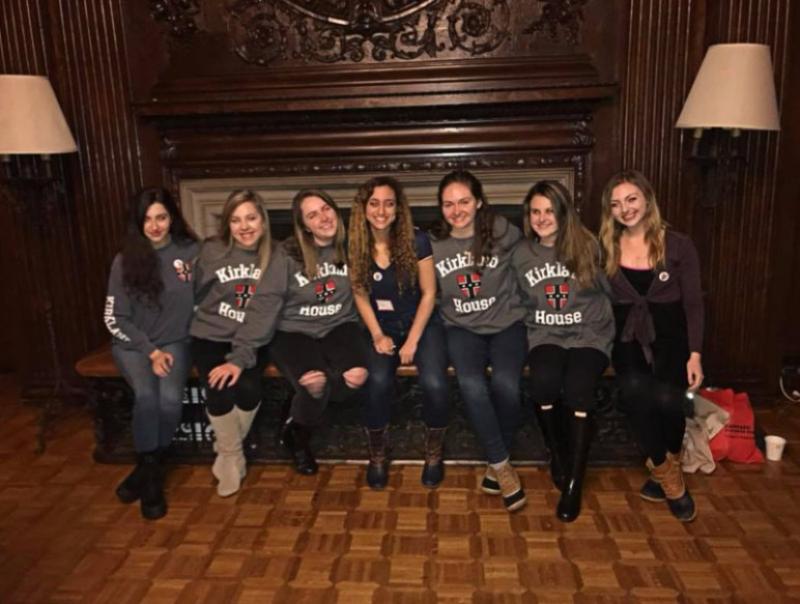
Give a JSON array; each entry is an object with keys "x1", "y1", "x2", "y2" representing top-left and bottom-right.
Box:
[{"x1": 0, "y1": 374, "x2": 799, "y2": 603}]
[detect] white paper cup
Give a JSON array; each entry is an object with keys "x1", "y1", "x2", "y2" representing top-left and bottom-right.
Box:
[{"x1": 765, "y1": 435, "x2": 787, "y2": 461}]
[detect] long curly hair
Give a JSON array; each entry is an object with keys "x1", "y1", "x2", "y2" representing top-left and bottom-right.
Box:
[
  {"x1": 215, "y1": 189, "x2": 272, "y2": 276},
  {"x1": 121, "y1": 187, "x2": 197, "y2": 306},
  {"x1": 285, "y1": 189, "x2": 347, "y2": 278},
  {"x1": 348, "y1": 176, "x2": 418, "y2": 294},
  {"x1": 432, "y1": 170, "x2": 497, "y2": 270},
  {"x1": 599, "y1": 170, "x2": 666, "y2": 276},
  {"x1": 522, "y1": 180, "x2": 598, "y2": 288}
]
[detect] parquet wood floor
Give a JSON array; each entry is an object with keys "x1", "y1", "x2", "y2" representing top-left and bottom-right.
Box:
[{"x1": 1, "y1": 374, "x2": 799, "y2": 603}]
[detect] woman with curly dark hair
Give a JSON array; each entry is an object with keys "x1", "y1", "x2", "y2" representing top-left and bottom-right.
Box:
[
  {"x1": 348, "y1": 176, "x2": 449, "y2": 490},
  {"x1": 104, "y1": 187, "x2": 199, "y2": 520},
  {"x1": 430, "y1": 170, "x2": 528, "y2": 512}
]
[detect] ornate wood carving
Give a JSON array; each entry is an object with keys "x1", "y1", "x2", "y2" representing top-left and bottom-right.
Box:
[
  {"x1": 224, "y1": 0, "x2": 515, "y2": 64},
  {"x1": 150, "y1": 0, "x2": 201, "y2": 37},
  {"x1": 523, "y1": 0, "x2": 587, "y2": 45},
  {"x1": 148, "y1": 0, "x2": 587, "y2": 65}
]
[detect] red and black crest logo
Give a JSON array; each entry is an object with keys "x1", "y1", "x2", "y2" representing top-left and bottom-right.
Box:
[
  {"x1": 234, "y1": 284, "x2": 256, "y2": 308},
  {"x1": 544, "y1": 281, "x2": 570, "y2": 310},
  {"x1": 173, "y1": 259, "x2": 192, "y2": 282},
  {"x1": 457, "y1": 272, "x2": 482, "y2": 299},
  {"x1": 315, "y1": 278, "x2": 336, "y2": 303}
]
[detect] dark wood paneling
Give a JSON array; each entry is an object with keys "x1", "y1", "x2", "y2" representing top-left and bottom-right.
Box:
[
  {"x1": 620, "y1": 0, "x2": 790, "y2": 388},
  {"x1": 0, "y1": 0, "x2": 795, "y2": 395},
  {"x1": 0, "y1": 0, "x2": 143, "y2": 395}
]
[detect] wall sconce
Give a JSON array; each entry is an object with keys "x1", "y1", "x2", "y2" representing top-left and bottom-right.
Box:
[
  {"x1": 0, "y1": 74, "x2": 78, "y2": 452},
  {"x1": 675, "y1": 43, "x2": 780, "y2": 207}
]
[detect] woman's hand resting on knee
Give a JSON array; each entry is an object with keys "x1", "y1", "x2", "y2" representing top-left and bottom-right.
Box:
[
  {"x1": 149, "y1": 349, "x2": 174, "y2": 378},
  {"x1": 208, "y1": 362, "x2": 243, "y2": 389}
]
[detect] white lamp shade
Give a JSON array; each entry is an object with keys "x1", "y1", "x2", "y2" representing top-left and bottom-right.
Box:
[
  {"x1": 676, "y1": 43, "x2": 780, "y2": 131},
  {"x1": 0, "y1": 74, "x2": 78, "y2": 154}
]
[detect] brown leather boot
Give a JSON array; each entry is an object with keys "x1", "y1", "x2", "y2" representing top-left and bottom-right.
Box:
[
  {"x1": 365, "y1": 426, "x2": 389, "y2": 490},
  {"x1": 647, "y1": 452, "x2": 696, "y2": 522},
  {"x1": 421, "y1": 426, "x2": 446, "y2": 488}
]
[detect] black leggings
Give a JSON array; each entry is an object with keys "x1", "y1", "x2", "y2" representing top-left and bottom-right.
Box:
[
  {"x1": 527, "y1": 344, "x2": 609, "y2": 412},
  {"x1": 613, "y1": 340, "x2": 688, "y2": 465},
  {"x1": 192, "y1": 337, "x2": 270, "y2": 416},
  {"x1": 269, "y1": 322, "x2": 369, "y2": 427}
]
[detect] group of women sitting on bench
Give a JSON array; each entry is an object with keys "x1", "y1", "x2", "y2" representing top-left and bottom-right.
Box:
[{"x1": 104, "y1": 169, "x2": 703, "y2": 525}]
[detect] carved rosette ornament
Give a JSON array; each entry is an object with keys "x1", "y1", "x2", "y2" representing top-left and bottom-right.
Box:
[
  {"x1": 523, "y1": 0, "x2": 587, "y2": 45},
  {"x1": 448, "y1": 0, "x2": 510, "y2": 56},
  {"x1": 150, "y1": 0, "x2": 201, "y2": 38}
]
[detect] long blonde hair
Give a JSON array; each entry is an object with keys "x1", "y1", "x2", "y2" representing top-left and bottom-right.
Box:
[
  {"x1": 522, "y1": 180, "x2": 598, "y2": 288},
  {"x1": 348, "y1": 176, "x2": 418, "y2": 294},
  {"x1": 217, "y1": 189, "x2": 272, "y2": 275},
  {"x1": 599, "y1": 170, "x2": 666, "y2": 276},
  {"x1": 286, "y1": 189, "x2": 347, "y2": 278}
]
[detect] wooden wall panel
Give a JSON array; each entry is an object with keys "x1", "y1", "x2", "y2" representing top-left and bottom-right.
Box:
[
  {"x1": 621, "y1": 0, "x2": 790, "y2": 387},
  {"x1": 0, "y1": 0, "x2": 795, "y2": 396},
  {"x1": 0, "y1": 0, "x2": 142, "y2": 395}
]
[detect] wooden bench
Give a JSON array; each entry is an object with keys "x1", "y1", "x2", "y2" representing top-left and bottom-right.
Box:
[{"x1": 76, "y1": 344, "x2": 638, "y2": 466}]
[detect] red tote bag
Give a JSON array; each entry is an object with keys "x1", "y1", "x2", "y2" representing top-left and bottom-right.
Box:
[{"x1": 701, "y1": 388, "x2": 764, "y2": 464}]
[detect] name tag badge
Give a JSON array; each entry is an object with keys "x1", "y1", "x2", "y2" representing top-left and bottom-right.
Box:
[{"x1": 376, "y1": 299, "x2": 395, "y2": 312}]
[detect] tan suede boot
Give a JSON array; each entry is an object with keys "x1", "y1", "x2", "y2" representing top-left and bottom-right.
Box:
[{"x1": 208, "y1": 410, "x2": 243, "y2": 497}]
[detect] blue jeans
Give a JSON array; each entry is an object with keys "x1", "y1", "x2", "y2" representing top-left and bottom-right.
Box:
[
  {"x1": 364, "y1": 315, "x2": 449, "y2": 429},
  {"x1": 445, "y1": 321, "x2": 527, "y2": 464},
  {"x1": 112, "y1": 341, "x2": 192, "y2": 452}
]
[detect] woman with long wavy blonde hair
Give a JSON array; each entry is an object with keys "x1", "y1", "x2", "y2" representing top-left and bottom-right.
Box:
[
  {"x1": 599, "y1": 170, "x2": 704, "y2": 523},
  {"x1": 348, "y1": 176, "x2": 449, "y2": 490}
]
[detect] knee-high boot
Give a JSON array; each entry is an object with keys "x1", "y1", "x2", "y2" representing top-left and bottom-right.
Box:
[
  {"x1": 365, "y1": 426, "x2": 389, "y2": 490},
  {"x1": 556, "y1": 411, "x2": 593, "y2": 522},
  {"x1": 208, "y1": 410, "x2": 243, "y2": 497},
  {"x1": 535, "y1": 403, "x2": 566, "y2": 490},
  {"x1": 233, "y1": 402, "x2": 261, "y2": 479}
]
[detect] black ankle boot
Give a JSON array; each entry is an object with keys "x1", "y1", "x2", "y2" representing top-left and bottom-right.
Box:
[
  {"x1": 280, "y1": 419, "x2": 318, "y2": 475},
  {"x1": 535, "y1": 405, "x2": 566, "y2": 490},
  {"x1": 421, "y1": 426, "x2": 447, "y2": 488},
  {"x1": 365, "y1": 427, "x2": 389, "y2": 490},
  {"x1": 116, "y1": 459, "x2": 147, "y2": 504},
  {"x1": 139, "y1": 451, "x2": 167, "y2": 520},
  {"x1": 556, "y1": 412, "x2": 593, "y2": 523}
]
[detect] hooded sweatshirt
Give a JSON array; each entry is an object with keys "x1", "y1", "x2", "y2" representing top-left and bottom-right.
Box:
[
  {"x1": 104, "y1": 239, "x2": 199, "y2": 355},
  {"x1": 190, "y1": 239, "x2": 267, "y2": 342},
  {"x1": 226, "y1": 240, "x2": 359, "y2": 368},
  {"x1": 511, "y1": 239, "x2": 615, "y2": 357},
  {"x1": 430, "y1": 214, "x2": 525, "y2": 334}
]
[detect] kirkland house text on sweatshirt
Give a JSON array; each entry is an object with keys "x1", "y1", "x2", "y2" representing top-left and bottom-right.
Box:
[
  {"x1": 430, "y1": 215, "x2": 526, "y2": 335},
  {"x1": 226, "y1": 241, "x2": 359, "y2": 369},
  {"x1": 104, "y1": 239, "x2": 200, "y2": 355}
]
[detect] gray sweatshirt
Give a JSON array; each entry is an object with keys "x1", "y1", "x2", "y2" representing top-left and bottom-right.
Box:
[
  {"x1": 226, "y1": 241, "x2": 359, "y2": 368},
  {"x1": 511, "y1": 239, "x2": 615, "y2": 357},
  {"x1": 430, "y1": 215, "x2": 526, "y2": 334},
  {"x1": 190, "y1": 239, "x2": 266, "y2": 343},
  {"x1": 104, "y1": 240, "x2": 200, "y2": 355}
]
